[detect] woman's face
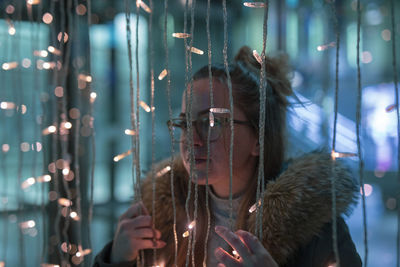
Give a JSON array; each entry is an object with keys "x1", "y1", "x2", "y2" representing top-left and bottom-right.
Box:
[{"x1": 179, "y1": 78, "x2": 259, "y2": 198}]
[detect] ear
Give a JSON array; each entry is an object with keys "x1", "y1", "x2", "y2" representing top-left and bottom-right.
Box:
[{"x1": 250, "y1": 139, "x2": 260, "y2": 157}]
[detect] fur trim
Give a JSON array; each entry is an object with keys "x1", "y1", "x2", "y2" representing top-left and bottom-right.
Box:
[{"x1": 141, "y1": 153, "x2": 359, "y2": 266}]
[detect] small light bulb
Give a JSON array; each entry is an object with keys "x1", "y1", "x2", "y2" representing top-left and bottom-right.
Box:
[
  {"x1": 172, "y1": 33, "x2": 191, "y2": 39},
  {"x1": 158, "y1": 69, "x2": 168, "y2": 80}
]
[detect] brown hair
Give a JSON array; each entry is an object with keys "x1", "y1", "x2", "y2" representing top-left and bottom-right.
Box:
[{"x1": 177, "y1": 46, "x2": 293, "y2": 266}]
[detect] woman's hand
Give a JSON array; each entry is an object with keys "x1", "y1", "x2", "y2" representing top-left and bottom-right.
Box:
[
  {"x1": 110, "y1": 201, "x2": 166, "y2": 263},
  {"x1": 214, "y1": 225, "x2": 278, "y2": 267}
]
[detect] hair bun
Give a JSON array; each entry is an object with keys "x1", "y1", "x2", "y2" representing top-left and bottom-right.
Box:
[{"x1": 234, "y1": 46, "x2": 293, "y2": 102}]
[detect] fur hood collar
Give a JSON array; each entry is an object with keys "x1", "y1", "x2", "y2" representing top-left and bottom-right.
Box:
[{"x1": 141, "y1": 152, "x2": 359, "y2": 265}]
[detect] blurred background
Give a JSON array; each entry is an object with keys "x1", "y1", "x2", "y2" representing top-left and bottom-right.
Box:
[{"x1": 0, "y1": 0, "x2": 399, "y2": 266}]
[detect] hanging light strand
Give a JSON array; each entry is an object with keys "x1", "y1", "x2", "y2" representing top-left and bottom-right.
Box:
[
  {"x1": 222, "y1": 0, "x2": 235, "y2": 231},
  {"x1": 390, "y1": 0, "x2": 400, "y2": 266},
  {"x1": 163, "y1": 0, "x2": 178, "y2": 265},
  {"x1": 356, "y1": 1, "x2": 368, "y2": 266},
  {"x1": 202, "y1": 0, "x2": 213, "y2": 265},
  {"x1": 328, "y1": 1, "x2": 341, "y2": 266},
  {"x1": 256, "y1": 0, "x2": 269, "y2": 240}
]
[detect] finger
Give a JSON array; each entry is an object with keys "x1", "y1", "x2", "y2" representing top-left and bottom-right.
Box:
[
  {"x1": 215, "y1": 225, "x2": 251, "y2": 261},
  {"x1": 120, "y1": 202, "x2": 149, "y2": 221},
  {"x1": 236, "y1": 230, "x2": 270, "y2": 256},
  {"x1": 214, "y1": 247, "x2": 241, "y2": 267},
  {"x1": 130, "y1": 228, "x2": 162, "y2": 239},
  {"x1": 119, "y1": 215, "x2": 152, "y2": 231},
  {"x1": 133, "y1": 239, "x2": 167, "y2": 251}
]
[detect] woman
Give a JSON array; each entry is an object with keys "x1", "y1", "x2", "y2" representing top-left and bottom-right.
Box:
[{"x1": 95, "y1": 46, "x2": 361, "y2": 267}]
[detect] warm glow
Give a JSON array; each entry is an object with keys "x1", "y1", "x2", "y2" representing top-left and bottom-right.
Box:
[
  {"x1": 42, "y1": 13, "x2": 53, "y2": 24},
  {"x1": 249, "y1": 199, "x2": 261, "y2": 213},
  {"x1": 20, "y1": 220, "x2": 36, "y2": 229},
  {"x1": 2, "y1": 62, "x2": 18, "y2": 70},
  {"x1": 124, "y1": 129, "x2": 136, "y2": 135},
  {"x1": 113, "y1": 149, "x2": 132, "y2": 162},
  {"x1": 243, "y1": 2, "x2": 267, "y2": 8},
  {"x1": 158, "y1": 69, "x2": 167, "y2": 80},
  {"x1": 139, "y1": 100, "x2": 152, "y2": 112},
  {"x1": 76, "y1": 4, "x2": 87, "y2": 15},
  {"x1": 36, "y1": 175, "x2": 51, "y2": 183},
  {"x1": 137, "y1": 0, "x2": 152, "y2": 13},
  {"x1": 156, "y1": 166, "x2": 171, "y2": 177},
  {"x1": 57, "y1": 32, "x2": 69, "y2": 43},
  {"x1": 331, "y1": 150, "x2": 357, "y2": 159},
  {"x1": 360, "y1": 184, "x2": 373, "y2": 197},
  {"x1": 189, "y1": 47, "x2": 204, "y2": 55},
  {"x1": 27, "y1": 0, "x2": 41, "y2": 4},
  {"x1": 22, "y1": 58, "x2": 31, "y2": 68},
  {"x1": 42, "y1": 125, "x2": 57, "y2": 135},
  {"x1": 209, "y1": 108, "x2": 230, "y2": 114},
  {"x1": 58, "y1": 198, "x2": 72, "y2": 207},
  {"x1": 8, "y1": 26, "x2": 16, "y2": 35},
  {"x1": 252, "y1": 50, "x2": 262, "y2": 64},
  {"x1": 41, "y1": 264, "x2": 60, "y2": 267},
  {"x1": 0, "y1": 101, "x2": 16, "y2": 109},
  {"x1": 62, "y1": 168, "x2": 70, "y2": 175},
  {"x1": 2, "y1": 144, "x2": 10, "y2": 153},
  {"x1": 21, "y1": 177, "x2": 36, "y2": 189},
  {"x1": 54, "y1": 86, "x2": 64, "y2": 97},
  {"x1": 34, "y1": 50, "x2": 49, "y2": 57},
  {"x1": 188, "y1": 220, "x2": 196, "y2": 229},
  {"x1": 64, "y1": 122, "x2": 72, "y2": 129},
  {"x1": 90, "y1": 92, "x2": 97, "y2": 103},
  {"x1": 182, "y1": 231, "x2": 189, "y2": 238},
  {"x1": 48, "y1": 46, "x2": 61, "y2": 55},
  {"x1": 172, "y1": 33, "x2": 191, "y2": 39}
]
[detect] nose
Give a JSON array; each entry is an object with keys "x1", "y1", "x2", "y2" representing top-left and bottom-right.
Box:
[{"x1": 192, "y1": 125, "x2": 203, "y2": 147}]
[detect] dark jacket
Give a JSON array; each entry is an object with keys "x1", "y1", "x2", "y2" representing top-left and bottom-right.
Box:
[{"x1": 94, "y1": 153, "x2": 362, "y2": 267}]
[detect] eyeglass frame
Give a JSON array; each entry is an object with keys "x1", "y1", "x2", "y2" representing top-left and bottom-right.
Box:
[{"x1": 166, "y1": 109, "x2": 252, "y2": 142}]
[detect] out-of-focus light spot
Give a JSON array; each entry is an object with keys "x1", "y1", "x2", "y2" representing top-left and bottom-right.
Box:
[
  {"x1": 58, "y1": 198, "x2": 72, "y2": 207},
  {"x1": 360, "y1": 184, "x2": 373, "y2": 196},
  {"x1": 48, "y1": 162, "x2": 56, "y2": 173},
  {"x1": 57, "y1": 32, "x2": 69, "y2": 43},
  {"x1": 366, "y1": 7, "x2": 382, "y2": 26},
  {"x1": 0, "y1": 261, "x2": 4, "y2": 267},
  {"x1": 2, "y1": 144, "x2": 10, "y2": 153},
  {"x1": 182, "y1": 231, "x2": 189, "y2": 238},
  {"x1": 69, "y1": 108, "x2": 81, "y2": 119},
  {"x1": 36, "y1": 174, "x2": 51, "y2": 183},
  {"x1": 316, "y1": 42, "x2": 335, "y2": 51},
  {"x1": 76, "y1": 4, "x2": 87, "y2": 15},
  {"x1": 78, "y1": 74, "x2": 92, "y2": 82},
  {"x1": 56, "y1": 159, "x2": 65, "y2": 169},
  {"x1": 156, "y1": 166, "x2": 171, "y2": 177},
  {"x1": 64, "y1": 170, "x2": 75, "y2": 181},
  {"x1": 48, "y1": 191, "x2": 58, "y2": 201},
  {"x1": 137, "y1": 0, "x2": 152, "y2": 13},
  {"x1": 172, "y1": 33, "x2": 191, "y2": 39},
  {"x1": 249, "y1": 199, "x2": 261, "y2": 213},
  {"x1": 21, "y1": 142, "x2": 30, "y2": 152},
  {"x1": 48, "y1": 46, "x2": 61, "y2": 56},
  {"x1": 64, "y1": 121, "x2": 72, "y2": 129},
  {"x1": 8, "y1": 26, "x2": 16, "y2": 35},
  {"x1": 381, "y1": 29, "x2": 391, "y2": 41},
  {"x1": 42, "y1": 125, "x2": 57, "y2": 135},
  {"x1": 189, "y1": 47, "x2": 204, "y2": 55},
  {"x1": 42, "y1": 13, "x2": 53, "y2": 24},
  {"x1": 243, "y1": 2, "x2": 267, "y2": 8},
  {"x1": 158, "y1": 69, "x2": 167, "y2": 80},
  {"x1": 188, "y1": 220, "x2": 196, "y2": 229},
  {"x1": 6, "y1": 5, "x2": 15, "y2": 14},
  {"x1": 0, "y1": 101, "x2": 15, "y2": 109},
  {"x1": 90, "y1": 92, "x2": 97, "y2": 103},
  {"x1": 36, "y1": 142, "x2": 42, "y2": 152},
  {"x1": 34, "y1": 50, "x2": 48, "y2": 57},
  {"x1": 252, "y1": 50, "x2": 262, "y2": 64},
  {"x1": 62, "y1": 168, "x2": 70, "y2": 175},
  {"x1": 22, "y1": 58, "x2": 32, "y2": 68},
  {"x1": 2, "y1": 62, "x2": 18, "y2": 70},
  {"x1": 386, "y1": 198, "x2": 397, "y2": 210},
  {"x1": 139, "y1": 100, "x2": 153, "y2": 112},
  {"x1": 61, "y1": 242, "x2": 72, "y2": 253},
  {"x1": 374, "y1": 169, "x2": 385, "y2": 178},
  {"x1": 27, "y1": 0, "x2": 41, "y2": 5},
  {"x1": 54, "y1": 86, "x2": 64, "y2": 97},
  {"x1": 20, "y1": 104, "x2": 27, "y2": 114},
  {"x1": 41, "y1": 264, "x2": 60, "y2": 267},
  {"x1": 125, "y1": 129, "x2": 136, "y2": 135},
  {"x1": 21, "y1": 177, "x2": 36, "y2": 189},
  {"x1": 113, "y1": 149, "x2": 132, "y2": 162},
  {"x1": 20, "y1": 220, "x2": 36, "y2": 229},
  {"x1": 362, "y1": 51, "x2": 372, "y2": 64}
]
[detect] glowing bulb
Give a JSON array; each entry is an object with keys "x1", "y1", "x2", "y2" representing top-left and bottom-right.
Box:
[
  {"x1": 189, "y1": 47, "x2": 204, "y2": 55},
  {"x1": 2, "y1": 62, "x2": 18, "y2": 70},
  {"x1": 2, "y1": 144, "x2": 10, "y2": 153},
  {"x1": 64, "y1": 122, "x2": 72, "y2": 129},
  {"x1": 70, "y1": 211, "x2": 78, "y2": 218},
  {"x1": 182, "y1": 231, "x2": 190, "y2": 238},
  {"x1": 209, "y1": 112, "x2": 215, "y2": 127},
  {"x1": 137, "y1": 0, "x2": 152, "y2": 13},
  {"x1": 36, "y1": 175, "x2": 51, "y2": 183},
  {"x1": 209, "y1": 108, "x2": 230, "y2": 114},
  {"x1": 113, "y1": 149, "x2": 132, "y2": 162},
  {"x1": 41, "y1": 264, "x2": 60, "y2": 267},
  {"x1": 90, "y1": 92, "x2": 97, "y2": 103},
  {"x1": 360, "y1": 184, "x2": 373, "y2": 197},
  {"x1": 62, "y1": 168, "x2": 70, "y2": 175},
  {"x1": 42, "y1": 125, "x2": 57, "y2": 135},
  {"x1": 331, "y1": 150, "x2": 357, "y2": 160},
  {"x1": 21, "y1": 177, "x2": 36, "y2": 189},
  {"x1": 0, "y1": 101, "x2": 16, "y2": 109},
  {"x1": 20, "y1": 220, "x2": 36, "y2": 229},
  {"x1": 249, "y1": 199, "x2": 261, "y2": 213},
  {"x1": 48, "y1": 46, "x2": 61, "y2": 55},
  {"x1": 42, "y1": 13, "x2": 53, "y2": 24},
  {"x1": 158, "y1": 69, "x2": 168, "y2": 80},
  {"x1": 58, "y1": 198, "x2": 72, "y2": 207},
  {"x1": 243, "y1": 2, "x2": 267, "y2": 8},
  {"x1": 252, "y1": 50, "x2": 262, "y2": 64},
  {"x1": 124, "y1": 129, "x2": 136, "y2": 135},
  {"x1": 139, "y1": 101, "x2": 152, "y2": 112},
  {"x1": 172, "y1": 33, "x2": 191, "y2": 39},
  {"x1": 27, "y1": 0, "x2": 41, "y2": 4},
  {"x1": 57, "y1": 32, "x2": 69, "y2": 43},
  {"x1": 8, "y1": 26, "x2": 16, "y2": 35},
  {"x1": 188, "y1": 220, "x2": 196, "y2": 229},
  {"x1": 34, "y1": 50, "x2": 48, "y2": 57},
  {"x1": 156, "y1": 166, "x2": 171, "y2": 177}
]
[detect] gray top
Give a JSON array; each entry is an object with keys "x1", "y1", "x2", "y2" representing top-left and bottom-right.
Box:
[{"x1": 206, "y1": 189, "x2": 242, "y2": 267}]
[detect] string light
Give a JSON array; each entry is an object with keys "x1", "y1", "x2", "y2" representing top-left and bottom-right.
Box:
[
  {"x1": 57, "y1": 32, "x2": 69, "y2": 43},
  {"x1": 2, "y1": 62, "x2": 18, "y2": 70},
  {"x1": 58, "y1": 198, "x2": 72, "y2": 207},
  {"x1": 70, "y1": 211, "x2": 80, "y2": 221},
  {"x1": 41, "y1": 264, "x2": 60, "y2": 267},
  {"x1": 360, "y1": 184, "x2": 373, "y2": 197},
  {"x1": 2, "y1": 144, "x2": 10, "y2": 153},
  {"x1": 48, "y1": 46, "x2": 61, "y2": 56},
  {"x1": 78, "y1": 74, "x2": 92, "y2": 82},
  {"x1": 158, "y1": 69, "x2": 168, "y2": 80},
  {"x1": 136, "y1": 0, "x2": 152, "y2": 13},
  {"x1": 113, "y1": 149, "x2": 132, "y2": 162},
  {"x1": 249, "y1": 199, "x2": 261, "y2": 213},
  {"x1": 172, "y1": 33, "x2": 191, "y2": 39},
  {"x1": 42, "y1": 13, "x2": 53, "y2": 24},
  {"x1": 27, "y1": 0, "x2": 41, "y2": 5},
  {"x1": 156, "y1": 166, "x2": 171, "y2": 177},
  {"x1": 232, "y1": 250, "x2": 240, "y2": 259},
  {"x1": 330, "y1": 150, "x2": 357, "y2": 160},
  {"x1": 252, "y1": 50, "x2": 262, "y2": 64},
  {"x1": 188, "y1": 47, "x2": 204, "y2": 55},
  {"x1": 209, "y1": 108, "x2": 230, "y2": 114},
  {"x1": 5, "y1": 5, "x2": 15, "y2": 14},
  {"x1": 209, "y1": 112, "x2": 215, "y2": 127},
  {"x1": 243, "y1": 2, "x2": 267, "y2": 8},
  {"x1": 124, "y1": 129, "x2": 136, "y2": 135},
  {"x1": 36, "y1": 174, "x2": 52, "y2": 183},
  {"x1": 0, "y1": 101, "x2": 16, "y2": 109},
  {"x1": 75, "y1": 4, "x2": 87, "y2": 15},
  {"x1": 182, "y1": 220, "x2": 196, "y2": 237},
  {"x1": 139, "y1": 100, "x2": 154, "y2": 112},
  {"x1": 317, "y1": 42, "x2": 336, "y2": 51},
  {"x1": 22, "y1": 58, "x2": 31, "y2": 68},
  {"x1": 33, "y1": 50, "x2": 48, "y2": 57},
  {"x1": 90, "y1": 92, "x2": 97, "y2": 103},
  {"x1": 42, "y1": 125, "x2": 57, "y2": 135},
  {"x1": 19, "y1": 220, "x2": 36, "y2": 229},
  {"x1": 21, "y1": 177, "x2": 36, "y2": 189}
]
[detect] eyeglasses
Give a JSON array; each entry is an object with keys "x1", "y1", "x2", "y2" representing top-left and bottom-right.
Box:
[{"x1": 166, "y1": 112, "x2": 251, "y2": 142}]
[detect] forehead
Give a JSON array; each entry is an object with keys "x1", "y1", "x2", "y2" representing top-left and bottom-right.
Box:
[{"x1": 181, "y1": 78, "x2": 229, "y2": 113}]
